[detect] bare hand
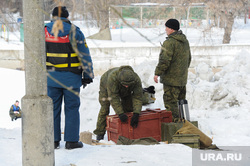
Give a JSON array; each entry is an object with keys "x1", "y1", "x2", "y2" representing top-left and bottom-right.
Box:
[{"x1": 154, "y1": 75, "x2": 159, "y2": 83}]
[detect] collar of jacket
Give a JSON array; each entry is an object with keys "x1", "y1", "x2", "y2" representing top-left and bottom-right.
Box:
[
  {"x1": 166, "y1": 30, "x2": 183, "y2": 39},
  {"x1": 51, "y1": 17, "x2": 71, "y2": 25}
]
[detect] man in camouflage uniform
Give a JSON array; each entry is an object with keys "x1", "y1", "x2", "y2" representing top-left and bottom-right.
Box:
[
  {"x1": 94, "y1": 65, "x2": 143, "y2": 140},
  {"x1": 154, "y1": 19, "x2": 191, "y2": 120},
  {"x1": 9, "y1": 100, "x2": 22, "y2": 121}
]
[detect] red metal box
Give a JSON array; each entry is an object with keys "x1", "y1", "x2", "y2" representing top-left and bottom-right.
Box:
[{"x1": 106, "y1": 108, "x2": 172, "y2": 143}]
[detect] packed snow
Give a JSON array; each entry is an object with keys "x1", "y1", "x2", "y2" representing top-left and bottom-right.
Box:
[{"x1": 0, "y1": 17, "x2": 250, "y2": 166}]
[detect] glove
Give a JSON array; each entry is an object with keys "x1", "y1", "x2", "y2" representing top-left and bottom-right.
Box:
[
  {"x1": 118, "y1": 113, "x2": 128, "y2": 122},
  {"x1": 130, "y1": 113, "x2": 139, "y2": 128},
  {"x1": 82, "y1": 78, "x2": 93, "y2": 89},
  {"x1": 143, "y1": 86, "x2": 155, "y2": 94}
]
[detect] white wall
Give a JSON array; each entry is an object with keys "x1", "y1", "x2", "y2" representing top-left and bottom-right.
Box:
[
  {"x1": 1, "y1": 45, "x2": 249, "y2": 74},
  {"x1": 0, "y1": 50, "x2": 24, "y2": 70}
]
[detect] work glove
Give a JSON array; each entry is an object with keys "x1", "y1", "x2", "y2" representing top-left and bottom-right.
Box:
[
  {"x1": 82, "y1": 78, "x2": 93, "y2": 89},
  {"x1": 130, "y1": 113, "x2": 139, "y2": 128},
  {"x1": 118, "y1": 113, "x2": 128, "y2": 122}
]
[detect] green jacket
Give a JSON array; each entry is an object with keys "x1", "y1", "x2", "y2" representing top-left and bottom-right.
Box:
[
  {"x1": 101, "y1": 66, "x2": 143, "y2": 115},
  {"x1": 155, "y1": 31, "x2": 191, "y2": 86},
  {"x1": 9, "y1": 105, "x2": 22, "y2": 118}
]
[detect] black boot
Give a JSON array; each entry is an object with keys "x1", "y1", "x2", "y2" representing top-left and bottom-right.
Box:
[
  {"x1": 54, "y1": 141, "x2": 60, "y2": 149},
  {"x1": 65, "y1": 141, "x2": 83, "y2": 150},
  {"x1": 96, "y1": 134, "x2": 104, "y2": 141}
]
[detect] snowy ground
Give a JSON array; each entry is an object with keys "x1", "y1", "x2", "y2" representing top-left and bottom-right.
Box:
[{"x1": 0, "y1": 18, "x2": 250, "y2": 166}]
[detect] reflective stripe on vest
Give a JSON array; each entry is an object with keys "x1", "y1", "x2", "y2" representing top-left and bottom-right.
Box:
[
  {"x1": 47, "y1": 53, "x2": 78, "y2": 57},
  {"x1": 45, "y1": 27, "x2": 82, "y2": 74},
  {"x1": 46, "y1": 62, "x2": 81, "y2": 68}
]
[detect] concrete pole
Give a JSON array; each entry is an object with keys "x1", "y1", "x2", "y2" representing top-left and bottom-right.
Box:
[{"x1": 22, "y1": 0, "x2": 54, "y2": 166}]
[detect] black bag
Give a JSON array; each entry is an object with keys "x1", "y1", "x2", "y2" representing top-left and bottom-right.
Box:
[{"x1": 142, "y1": 86, "x2": 156, "y2": 105}]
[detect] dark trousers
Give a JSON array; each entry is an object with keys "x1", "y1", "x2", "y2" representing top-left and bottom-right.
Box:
[{"x1": 48, "y1": 86, "x2": 80, "y2": 142}]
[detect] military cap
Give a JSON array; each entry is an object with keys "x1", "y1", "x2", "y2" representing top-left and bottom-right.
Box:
[
  {"x1": 165, "y1": 19, "x2": 180, "y2": 31},
  {"x1": 118, "y1": 68, "x2": 136, "y2": 86}
]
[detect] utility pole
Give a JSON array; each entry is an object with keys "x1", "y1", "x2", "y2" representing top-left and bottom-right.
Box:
[{"x1": 22, "y1": 0, "x2": 54, "y2": 165}]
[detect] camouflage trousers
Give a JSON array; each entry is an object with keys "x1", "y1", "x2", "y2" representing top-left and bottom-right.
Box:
[
  {"x1": 93, "y1": 90, "x2": 133, "y2": 136},
  {"x1": 9, "y1": 111, "x2": 22, "y2": 121},
  {"x1": 163, "y1": 85, "x2": 186, "y2": 120}
]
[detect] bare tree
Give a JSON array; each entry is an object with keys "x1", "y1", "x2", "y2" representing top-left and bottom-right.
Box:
[
  {"x1": 2, "y1": 0, "x2": 249, "y2": 43},
  {"x1": 207, "y1": 0, "x2": 246, "y2": 44},
  {"x1": 83, "y1": 0, "x2": 160, "y2": 32},
  {"x1": 0, "y1": 0, "x2": 22, "y2": 14},
  {"x1": 240, "y1": 0, "x2": 250, "y2": 24}
]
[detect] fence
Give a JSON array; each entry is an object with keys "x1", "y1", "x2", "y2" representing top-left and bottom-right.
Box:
[
  {"x1": 109, "y1": 3, "x2": 210, "y2": 29},
  {"x1": 0, "y1": 23, "x2": 9, "y2": 42}
]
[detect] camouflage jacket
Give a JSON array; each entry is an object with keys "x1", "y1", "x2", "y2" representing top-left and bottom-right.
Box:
[
  {"x1": 155, "y1": 31, "x2": 192, "y2": 86},
  {"x1": 9, "y1": 104, "x2": 22, "y2": 116},
  {"x1": 101, "y1": 66, "x2": 143, "y2": 115}
]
